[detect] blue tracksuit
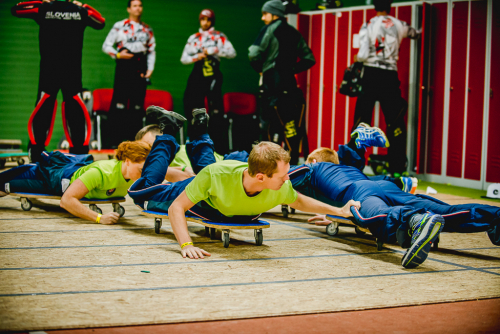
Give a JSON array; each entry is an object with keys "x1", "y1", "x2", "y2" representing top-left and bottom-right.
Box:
[
  {"x1": 288, "y1": 162, "x2": 500, "y2": 245},
  {"x1": 127, "y1": 134, "x2": 261, "y2": 223},
  {"x1": 1, "y1": 151, "x2": 93, "y2": 195}
]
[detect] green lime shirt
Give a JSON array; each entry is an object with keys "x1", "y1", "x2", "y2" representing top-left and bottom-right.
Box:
[
  {"x1": 170, "y1": 145, "x2": 224, "y2": 168},
  {"x1": 185, "y1": 160, "x2": 298, "y2": 217},
  {"x1": 70, "y1": 160, "x2": 133, "y2": 199}
]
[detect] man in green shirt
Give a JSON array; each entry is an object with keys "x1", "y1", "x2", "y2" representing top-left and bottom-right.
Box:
[{"x1": 128, "y1": 106, "x2": 360, "y2": 259}]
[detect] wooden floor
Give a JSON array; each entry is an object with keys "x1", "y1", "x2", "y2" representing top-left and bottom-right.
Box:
[{"x1": 1, "y1": 192, "x2": 499, "y2": 332}]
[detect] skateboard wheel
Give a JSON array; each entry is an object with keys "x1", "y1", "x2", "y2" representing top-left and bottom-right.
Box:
[
  {"x1": 222, "y1": 230, "x2": 230, "y2": 248},
  {"x1": 376, "y1": 239, "x2": 384, "y2": 251},
  {"x1": 431, "y1": 236, "x2": 439, "y2": 251},
  {"x1": 254, "y1": 229, "x2": 263, "y2": 246},
  {"x1": 354, "y1": 226, "x2": 366, "y2": 235},
  {"x1": 21, "y1": 198, "x2": 32, "y2": 211},
  {"x1": 326, "y1": 222, "x2": 339, "y2": 236},
  {"x1": 113, "y1": 203, "x2": 125, "y2": 217},
  {"x1": 205, "y1": 226, "x2": 210, "y2": 236},
  {"x1": 281, "y1": 204, "x2": 289, "y2": 218},
  {"x1": 89, "y1": 204, "x2": 102, "y2": 214},
  {"x1": 154, "y1": 218, "x2": 162, "y2": 234},
  {"x1": 17, "y1": 158, "x2": 25, "y2": 166},
  {"x1": 210, "y1": 227, "x2": 216, "y2": 240},
  {"x1": 290, "y1": 208, "x2": 296, "y2": 214}
]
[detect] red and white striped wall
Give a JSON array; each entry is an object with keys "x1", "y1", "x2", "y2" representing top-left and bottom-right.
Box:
[{"x1": 291, "y1": 0, "x2": 498, "y2": 190}]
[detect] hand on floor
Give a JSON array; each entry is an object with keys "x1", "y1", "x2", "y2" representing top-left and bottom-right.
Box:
[
  {"x1": 182, "y1": 245, "x2": 211, "y2": 259},
  {"x1": 308, "y1": 214, "x2": 330, "y2": 226}
]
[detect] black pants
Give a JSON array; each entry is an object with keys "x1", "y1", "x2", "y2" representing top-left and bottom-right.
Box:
[
  {"x1": 262, "y1": 70, "x2": 308, "y2": 165},
  {"x1": 183, "y1": 61, "x2": 227, "y2": 154},
  {"x1": 352, "y1": 66, "x2": 408, "y2": 174},
  {"x1": 29, "y1": 59, "x2": 91, "y2": 163},
  {"x1": 108, "y1": 55, "x2": 147, "y2": 147}
]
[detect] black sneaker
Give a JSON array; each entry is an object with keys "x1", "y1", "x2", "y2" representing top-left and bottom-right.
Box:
[
  {"x1": 191, "y1": 108, "x2": 210, "y2": 138},
  {"x1": 401, "y1": 213, "x2": 445, "y2": 269},
  {"x1": 146, "y1": 105, "x2": 186, "y2": 136},
  {"x1": 487, "y1": 218, "x2": 500, "y2": 246}
]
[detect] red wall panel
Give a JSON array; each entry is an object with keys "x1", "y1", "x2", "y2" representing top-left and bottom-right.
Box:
[
  {"x1": 333, "y1": 12, "x2": 350, "y2": 151},
  {"x1": 321, "y1": 13, "x2": 336, "y2": 148},
  {"x1": 486, "y1": 0, "x2": 500, "y2": 182},
  {"x1": 464, "y1": 0, "x2": 487, "y2": 180},
  {"x1": 426, "y1": 2, "x2": 448, "y2": 175},
  {"x1": 446, "y1": 1, "x2": 468, "y2": 178},
  {"x1": 307, "y1": 14, "x2": 323, "y2": 149},
  {"x1": 347, "y1": 10, "x2": 365, "y2": 143},
  {"x1": 297, "y1": 14, "x2": 310, "y2": 99}
]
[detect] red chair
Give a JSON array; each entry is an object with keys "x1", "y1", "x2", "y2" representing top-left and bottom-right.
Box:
[
  {"x1": 92, "y1": 89, "x2": 174, "y2": 149},
  {"x1": 223, "y1": 92, "x2": 258, "y2": 152}
]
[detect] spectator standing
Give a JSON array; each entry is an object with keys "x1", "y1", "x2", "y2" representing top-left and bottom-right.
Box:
[
  {"x1": 181, "y1": 9, "x2": 236, "y2": 154},
  {"x1": 353, "y1": 0, "x2": 420, "y2": 176},
  {"x1": 102, "y1": 0, "x2": 155, "y2": 147},
  {"x1": 11, "y1": 0, "x2": 105, "y2": 163},
  {"x1": 248, "y1": 0, "x2": 315, "y2": 165}
]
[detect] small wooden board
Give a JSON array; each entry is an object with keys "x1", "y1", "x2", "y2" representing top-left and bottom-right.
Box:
[
  {"x1": 141, "y1": 210, "x2": 270, "y2": 230},
  {"x1": 0, "y1": 139, "x2": 22, "y2": 147},
  {"x1": 9, "y1": 192, "x2": 126, "y2": 204},
  {"x1": 326, "y1": 214, "x2": 370, "y2": 234}
]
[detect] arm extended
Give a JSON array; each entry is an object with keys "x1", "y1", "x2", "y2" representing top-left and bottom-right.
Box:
[
  {"x1": 60, "y1": 179, "x2": 120, "y2": 224},
  {"x1": 168, "y1": 191, "x2": 211, "y2": 259},
  {"x1": 289, "y1": 193, "x2": 360, "y2": 218}
]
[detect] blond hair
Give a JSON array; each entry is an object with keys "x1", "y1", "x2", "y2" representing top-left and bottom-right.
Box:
[
  {"x1": 306, "y1": 147, "x2": 339, "y2": 164},
  {"x1": 115, "y1": 141, "x2": 151, "y2": 163},
  {"x1": 248, "y1": 142, "x2": 290, "y2": 177},
  {"x1": 135, "y1": 124, "x2": 162, "y2": 141}
]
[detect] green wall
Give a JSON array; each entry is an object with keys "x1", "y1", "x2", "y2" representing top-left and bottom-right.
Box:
[{"x1": 0, "y1": 0, "x2": 415, "y2": 150}]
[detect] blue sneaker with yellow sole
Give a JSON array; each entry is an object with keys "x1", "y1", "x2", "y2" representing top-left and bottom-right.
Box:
[{"x1": 402, "y1": 213, "x2": 445, "y2": 268}]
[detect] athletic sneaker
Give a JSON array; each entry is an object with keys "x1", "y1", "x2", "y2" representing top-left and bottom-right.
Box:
[
  {"x1": 487, "y1": 218, "x2": 500, "y2": 246},
  {"x1": 146, "y1": 105, "x2": 186, "y2": 136},
  {"x1": 191, "y1": 108, "x2": 210, "y2": 137},
  {"x1": 401, "y1": 177, "x2": 418, "y2": 194},
  {"x1": 351, "y1": 124, "x2": 390, "y2": 150},
  {"x1": 401, "y1": 213, "x2": 445, "y2": 269}
]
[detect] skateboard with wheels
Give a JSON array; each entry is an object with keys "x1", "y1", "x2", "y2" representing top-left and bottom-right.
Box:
[
  {"x1": 7, "y1": 192, "x2": 126, "y2": 216},
  {"x1": 324, "y1": 214, "x2": 440, "y2": 251},
  {"x1": 141, "y1": 210, "x2": 270, "y2": 248},
  {"x1": 0, "y1": 139, "x2": 28, "y2": 169}
]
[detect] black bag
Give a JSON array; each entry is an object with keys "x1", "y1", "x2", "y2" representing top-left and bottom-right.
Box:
[{"x1": 339, "y1": 62, "x2": 364, "y2": 97}]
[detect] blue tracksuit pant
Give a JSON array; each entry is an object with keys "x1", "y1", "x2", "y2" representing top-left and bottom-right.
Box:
[
  {"x1": 289, "y1": 162, "x2": 500, "y2": 244},
  {"x1": 127, "y1": 134, "x2": 260, "y2": 223},
  {"x1": 0, "y1": 151, "x2": 93, "y2": 195}
]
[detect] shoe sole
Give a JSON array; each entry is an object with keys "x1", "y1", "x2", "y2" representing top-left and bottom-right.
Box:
[
  {"x1": 146, "y1": 105, "x2": 187, "y2": 122},
  {"x1": 401, "y1": 214, "x2": 445, "y2": 269}
]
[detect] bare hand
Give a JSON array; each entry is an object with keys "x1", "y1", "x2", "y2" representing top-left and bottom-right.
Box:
[
  {"x1": 196, "y1": 53, "x2": 207, "y2": 60},
  {"x1": 118, "y1": 50, "x2": 134, "y2": 60},
  {"x1": 141, "y1": 70, "x2": 153, "y2": 79},
  {"x1": 181, "y1": 245, "x2": 211, "y2": 259},
  {"x1": 341, "y1": 200, "x2": 361, "y2": 217},
  {"x1": 72, "y1": 0, "x2": 83, "y2": 6},
  {"x1": 99, "y1": 212, "x2": 120, "y2": 225},
  {"x1": 307, "y1": 214, "x2": 330, "y2": 226}
]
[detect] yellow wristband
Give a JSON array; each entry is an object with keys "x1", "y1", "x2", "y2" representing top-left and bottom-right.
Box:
[
  {"x1": 181, "y1": 242, "x2": 193, "y2": 249},
  {"x1": 116, "y1": 52, "x2": 121, "y2": 59},
  {"x1": 96, "y1": 213, "x2": 102, "y2": 224}
]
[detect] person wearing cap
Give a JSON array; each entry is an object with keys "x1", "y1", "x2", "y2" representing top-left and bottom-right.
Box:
[
  {"x1": 181, "y1": 9, "x2": 236, "y2": 154},
  {"x1": 249, "y1": 0, "x2": 315, "y2": 165},
  {"x1": 102, "y1": 0, "x2": 156, "y2": 148}
]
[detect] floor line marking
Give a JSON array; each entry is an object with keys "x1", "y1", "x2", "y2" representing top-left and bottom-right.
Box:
[
  {"x1": 3, "y1": 267, "x2": 497, "y2": 298},
  {"x1": 0, "y1": 251, "x2": 394, "y2": 271}
]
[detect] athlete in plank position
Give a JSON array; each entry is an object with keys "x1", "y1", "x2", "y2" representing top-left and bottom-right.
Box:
[
  {"x1": 127, "y1": 106, "x2": 360, "y2": 260},
  {"x1": 0, "y1": 141, "x2": 150, "y2": 225}
]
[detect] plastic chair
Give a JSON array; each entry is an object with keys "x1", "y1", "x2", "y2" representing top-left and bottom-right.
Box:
[{"x1": 223, "y1": 92, "x2": 258, "y2": 152}]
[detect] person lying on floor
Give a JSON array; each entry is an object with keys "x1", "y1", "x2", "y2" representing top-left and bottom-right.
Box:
[
  {"x1": 127, "y1": 106, "x2": 360, "y2": 260},
  {"x1": 0, "y1": 141, "x2": 150, "y2": 225},
  {"x1": 136, "y1": 121, "x2": 417, "y2": 193}
]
